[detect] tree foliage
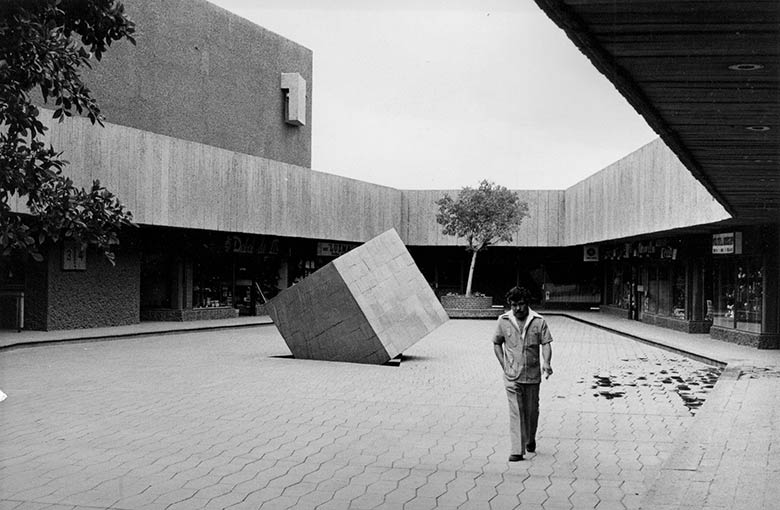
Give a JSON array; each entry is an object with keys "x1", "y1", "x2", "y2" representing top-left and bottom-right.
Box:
[
  {"x1": 435, "y1": 180, "x2": 529, "y2": 296},
  {"x1": 0, "y1": 0, "x2": 136, "y2": 263},
  {"x1": 436, "y1": 180, "x2": 528, "y2": 252}
]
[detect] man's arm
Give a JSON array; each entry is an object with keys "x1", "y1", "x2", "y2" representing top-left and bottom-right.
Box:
[
  {"x1": 540, "y1": 320, "x2": 553, "y2": 378},
  {"x1": 493, "y1": 343, "x2": 505, "y2": 371},
  {"x1": 492, "y1": 320, "x2": 505, "y2": 370},
  {"x1": 542, "y1": 342, "x2": 552, "y2": 378}
]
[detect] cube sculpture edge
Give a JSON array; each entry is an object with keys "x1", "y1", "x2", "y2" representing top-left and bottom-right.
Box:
[{"x1": 266, "y1": 229, "x2": 449, "y2": 364}]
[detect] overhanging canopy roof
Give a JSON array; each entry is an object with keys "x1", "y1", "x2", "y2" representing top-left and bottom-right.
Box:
[{"x1": 534, "y1": 0, "x2": 780, "y2": 222}]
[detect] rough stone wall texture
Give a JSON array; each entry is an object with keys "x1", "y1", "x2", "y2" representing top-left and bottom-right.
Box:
[
  {"x1": 266, "y1": 229, "x2": 449, "y2": 364},
  {"x1": 710, "y1": 326, "x2": 779, "y2": 349},
  {"x1": 42, "y1": 0, "x2": 313, "y2": 168},
  {"x1": 640, "y1": 313, "x2": 712, "y2": 334},
  {"x1": 45, "y1": 246, "x2": 141, "y2": 330},
  {"x1": 140, "y1": 307, "x2": 239, "y2": 322},
  {"x1": 440, "y1": 295, "x2": 494, "y2": 310},
  {"x1": 443, "y1": 308, "x2": 503, "y2": 319}
]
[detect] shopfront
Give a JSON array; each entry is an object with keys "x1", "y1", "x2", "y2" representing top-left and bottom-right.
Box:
[
  {"x1": 601, "y1": 237, "x2": 711, "y2": 332},
  {"x1": 709, "y1": 227, "x2": 779, "y2": 347},
  {"x1": 140, "y1": 228, "x2": 284, "y2": 320},
  {"x1": 599, "y1": 228, "x2": 780, "y2": 345},
  {"x1": 286, "y1": 239, "x2": 359, "y2": 285},
  {"x1": 194, "y1": 234, "x2": 283, "y2": 315}
]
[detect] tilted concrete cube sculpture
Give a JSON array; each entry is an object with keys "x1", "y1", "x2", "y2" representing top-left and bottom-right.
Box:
[{"x1": 266, "y1": 229, "x2": 449, "y2": 364}]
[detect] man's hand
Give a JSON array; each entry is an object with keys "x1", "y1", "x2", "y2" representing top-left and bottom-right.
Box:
[{"x1": 542, "y1": 365, "x2": 553, "y2": 379}]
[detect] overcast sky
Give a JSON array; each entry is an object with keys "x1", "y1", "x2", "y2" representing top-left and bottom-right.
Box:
[{"x1": 209, "y1": 0, "x2": 658, "y2": 190}]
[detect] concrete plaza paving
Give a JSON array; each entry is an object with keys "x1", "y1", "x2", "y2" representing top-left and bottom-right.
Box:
[{"x1": 1, "y1": 314, "x2": 779, "y2": 510}]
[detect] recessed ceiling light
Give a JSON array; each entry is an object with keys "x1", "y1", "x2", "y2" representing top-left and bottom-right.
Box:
[
  {"x1": 745, "y1": 126, "x2": 770, "y2": 132},
  {"x1": 728, "y1": 63, "x2": 765, "y2": 71}
]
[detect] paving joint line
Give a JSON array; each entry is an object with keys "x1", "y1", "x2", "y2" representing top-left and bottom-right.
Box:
[
  {"x1": 0, "y1": 322, "x2": 275, "y2": 352},
  {"x1": 548, "y1": 313, "x2": 727, "y2": 368}
]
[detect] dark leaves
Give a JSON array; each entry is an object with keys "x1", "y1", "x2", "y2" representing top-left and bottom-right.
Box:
[{"x1": 0, "y1": 0, "x2": 135, "y2": 262}]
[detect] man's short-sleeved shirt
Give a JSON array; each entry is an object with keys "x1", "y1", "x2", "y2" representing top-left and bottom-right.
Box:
[{"x1": 493, "y1": 308, "x2": 553, "y2": 383}]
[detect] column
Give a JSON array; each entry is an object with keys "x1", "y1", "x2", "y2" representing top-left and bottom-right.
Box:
[
  {"x1": 762, "y1": 227, "x2": 779, "y2": 336},
  {"x1": 183, "y1": 257, "x2": 193, "y2": 309},
  {"x1": 169, "y1": 257, "x2": 183, "y2": 310}
]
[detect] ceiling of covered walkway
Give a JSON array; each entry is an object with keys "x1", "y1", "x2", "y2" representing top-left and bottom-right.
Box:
[{"x1": 534, "y1": 0, "x2": 780, "y2": 223}]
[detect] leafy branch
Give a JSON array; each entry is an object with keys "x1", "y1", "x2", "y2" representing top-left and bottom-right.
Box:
[{"x1": 0, "y1": 0, "x2": 136, "y2": 263}]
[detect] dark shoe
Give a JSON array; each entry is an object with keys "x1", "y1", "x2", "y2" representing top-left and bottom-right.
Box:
[
  {"x1": 526, "y1": 440, "x2": 536, "y2": 453},
  {"x1": 508, "y1": 454, "x2": 524, "y2": 462}
]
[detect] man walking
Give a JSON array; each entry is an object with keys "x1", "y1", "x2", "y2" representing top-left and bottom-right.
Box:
[{"x1": 492, "y1": 286, "x2": 553, "y2": 461}]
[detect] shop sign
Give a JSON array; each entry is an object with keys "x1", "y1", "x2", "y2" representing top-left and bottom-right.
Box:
[
  {"x1": 583, "y1": 245, "x2": 599, "y2": 262},
  {"x1": 317, "y1": 241, "x2": 356, "y2": 258},
  {"x1": 712, "y1": 232, "x2": 742, "y2": 255},
  {"x1": 660, "y1": 247, "x2": 678, "y2": 260},
  {"x1": 225, "y1": 235, "x2": 279, "y2": 255},
  {"x1": 62, "y1": 241, "x2": 86, "y2": 271}
]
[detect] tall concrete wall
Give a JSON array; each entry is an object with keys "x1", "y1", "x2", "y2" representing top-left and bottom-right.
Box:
[
  {"x1": 18, "y1": 114, "x2": 730, "y2": 249},
  {"x1": 30, "y1": 110, "x2": 401, "y2": 245},
  {"x1": 564, "y1": 139, "x2": 731, "y2": 245},
  {"x1": 38, "y1": 0, "x2": 313, "y2": 168}
]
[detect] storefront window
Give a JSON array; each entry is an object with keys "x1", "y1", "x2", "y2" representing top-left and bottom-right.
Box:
[
  {"x1": 640, "y1": 263, "x2": 685, "y2": 319},
  {"x1": 672, "y1": 268, "x2": 686, "y2": 320},
  {"x1": 735, "y1": 264, "x2": 762, "y2": 332},
  {"x1": 608, "y1": 265, "x2": 632, "y2": 310},
  {"x1": 646, "y1": 266, "x2": 658, "y2": 314},
  {"x1": 657, "y1": 265, "x2": 672, "y2": 315},
  {"x1": 712, "y1": 260, "x2": 735, "y2": 329},
  {"x1": 194, "y1": 258, "x2": 233, "y2": 308},
  {"x1": 713, "y1": 258, "x2": 763, "y2": 332}
]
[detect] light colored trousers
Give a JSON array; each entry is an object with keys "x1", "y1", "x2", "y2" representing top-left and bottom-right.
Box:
[{"x1": 504, "y1": 381, "x2": 540, "y2": 455}]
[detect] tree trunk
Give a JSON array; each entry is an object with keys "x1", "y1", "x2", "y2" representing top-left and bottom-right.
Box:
[{"x1": 465, "y1": 250, "x2": 478, "y2": 297}]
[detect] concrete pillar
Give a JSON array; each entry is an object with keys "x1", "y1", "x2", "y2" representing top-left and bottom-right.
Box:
[
  {"x1": 690, "y1": 258, "x2": 703, "y2": 321},
  {"x1": 168, "y1": 258, "x2": 184, "y2": 310},
  {"x1": 762, "y1": 228, "x2": 779, "y2": 335},
  {"x1": 169, "y1": 257, "x2": 185, "y2": 310},
  {"x1": 183, "y1": 257, "x2": 193, "y2": 309},
  {"x1": 278, "y1": 259, "x2": 289, "y2": 290}
]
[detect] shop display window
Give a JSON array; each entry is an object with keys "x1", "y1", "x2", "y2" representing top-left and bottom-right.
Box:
[
  {"x1": 194, "y1": 258, "x2": 233, "y2": 308},
  {"x1": 646, "y1": 267, "x2": 658, "y2": 314},
  {"x1": 712, "y1": 261, "x2": 735, "y2": 329},
  {"x1": 672, "y1": 269, "x2": 686, "y2": 320},
  {"x1": 641, "y1": 263, "x2": 685, "y2": 319},
  {"x1": 712, "y1": 258, "x2": 763, "y2": 332},
  {"x1": 736, "y1": 264, "x2": 762, "y2": 332},
  {"x1": 609, "y1": 265, "x2": 631, "y2": 310},
  {"x1": 656, "y1": 266, "x2": 671, "y2": 315},
  {"x1": 292, "y1": 259, "x2": 317, "y2": 285}
]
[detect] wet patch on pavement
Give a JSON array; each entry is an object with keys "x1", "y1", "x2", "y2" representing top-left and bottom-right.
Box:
[{"x1": 579, "y1": 356, "x2": 723, "y2": 414}]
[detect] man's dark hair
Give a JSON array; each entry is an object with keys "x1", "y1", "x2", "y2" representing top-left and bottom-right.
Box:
[{"x1": 505, "y1": 286, "x2": 532, "y2": 304}]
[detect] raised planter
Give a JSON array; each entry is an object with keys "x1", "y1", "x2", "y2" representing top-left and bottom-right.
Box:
[
  {"x1": 140, "y1": 307, "x2": 239, "y2": 322},
  {"x1": 640, "y1": 312, "x2": 712, "y2": 334},
  {"x1": 440, "y1": 295, "x2": 503, "y2": 319},
  {"x1": 440, "y1": 295, "x2": 493, "y2": 309}
]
